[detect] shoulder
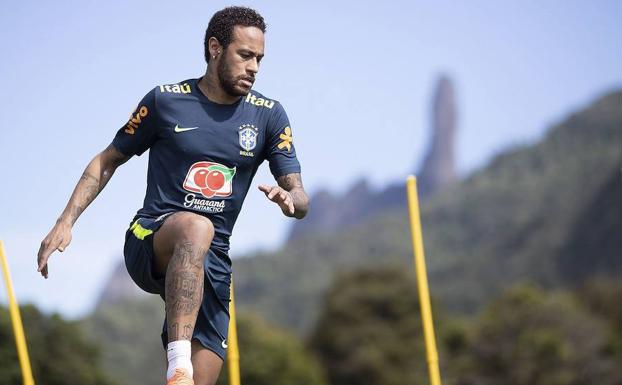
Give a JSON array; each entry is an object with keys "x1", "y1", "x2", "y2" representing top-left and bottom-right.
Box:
[
  {"x1": 145, "y1": 79, "x2": 195, "y2": 110},
  {"x1": 243, "y1": 89, "x2": 281, "y2": 111},
  {"x1": 155, "y1": 79, "x2": 194, "y2": 97}
]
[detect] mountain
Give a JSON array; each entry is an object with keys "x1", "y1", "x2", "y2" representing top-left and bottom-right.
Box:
[
  {"x1": 557, "y1": 165, "x2": 622, "y2": 282},
  {"x1": 417, "y1": 74, "x2": 458, "y2": 195},
  {"x1": 287, "y1": 75, "x2": 458, "y2": 240},
  {"x1": 97, "y1": 261, "x2": 147, "y2": 306},
  {"x1": 232, "y1": 89, "x2": 622, "y2": 332}
]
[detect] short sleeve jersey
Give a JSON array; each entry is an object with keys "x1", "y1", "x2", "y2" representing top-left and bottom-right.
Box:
[{"x1": 112, "y1": 78, "x2": 301, "y2": 253}]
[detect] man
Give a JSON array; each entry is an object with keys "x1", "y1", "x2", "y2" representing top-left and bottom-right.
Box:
[{"x1": 36, "y1": 6, "x2": 309, "y2": 385}]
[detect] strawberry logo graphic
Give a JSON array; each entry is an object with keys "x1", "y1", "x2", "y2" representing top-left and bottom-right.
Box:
[{"x1": 183, "y1": 162, "x2": 236, "y2": 198}]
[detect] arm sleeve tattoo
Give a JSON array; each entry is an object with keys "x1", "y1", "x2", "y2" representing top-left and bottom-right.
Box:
[{"x1": 276, "y1": 173, "x2": 309, "y2": 219}]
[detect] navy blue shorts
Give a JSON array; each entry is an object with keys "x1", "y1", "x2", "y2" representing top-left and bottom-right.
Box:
[{"x1": 123, "y1": 212, "x2": 231, "y2": 360}]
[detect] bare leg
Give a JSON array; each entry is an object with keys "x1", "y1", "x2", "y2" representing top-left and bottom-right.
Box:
[
  {"x1": 191, "y1": 340, "x2": 224, "y2": 385},
  {"x1": 152, "y1": 212, "x2": 214, "y2": 342}
]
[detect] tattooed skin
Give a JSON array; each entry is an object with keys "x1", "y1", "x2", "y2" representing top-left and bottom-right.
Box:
[
  {"x1": 64, "y1": 172, "x2": 100, "y2": 224},
  {"x1": 169, "y1": 322, "x2": 194, "y2": 340},
  {"x1": 277, "y1": 173, "x2": 309, "y2": 219},
  {"x1": 59, "y1": 145, "x2": 130, "y2": 225},
  {"x1": 38, "y1": 145, "x2": 131, "y2": 278},
  {"x1": 165, "y1": 241, "x2": 206, "y2": 341}
]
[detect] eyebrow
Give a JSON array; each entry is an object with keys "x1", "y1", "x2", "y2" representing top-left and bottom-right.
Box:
[{"x1": 239, "y1": 48, "x2": 264, "y2": 58}]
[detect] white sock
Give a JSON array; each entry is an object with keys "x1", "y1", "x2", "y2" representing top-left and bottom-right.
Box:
[{"x1": 167, "y1": 340, "x2": 193, "y2": 380}]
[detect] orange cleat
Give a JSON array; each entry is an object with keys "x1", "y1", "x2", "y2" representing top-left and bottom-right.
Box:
[{"x1": 166, "y1": 368, "x2": 194, "y2": 385}]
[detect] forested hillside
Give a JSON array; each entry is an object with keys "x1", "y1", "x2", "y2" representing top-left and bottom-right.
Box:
[{"x1": 233, "y1": 90, "x2": 622, "y2": 331}]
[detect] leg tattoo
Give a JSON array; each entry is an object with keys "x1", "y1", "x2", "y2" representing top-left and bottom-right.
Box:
[{"x1": 165, "y1": 241, "x2": 206, "y2": 342}]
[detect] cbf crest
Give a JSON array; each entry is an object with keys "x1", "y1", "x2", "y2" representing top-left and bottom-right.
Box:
[{"x1": 239, "y1": 124, "x2": 258, "y2": 157}]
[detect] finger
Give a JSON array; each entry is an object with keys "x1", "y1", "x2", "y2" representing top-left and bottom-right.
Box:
[
  {"x1": 258, "y1": 184, "x2": 270, "y2": 193},
  {"x1": 38, "y1": 254, "x2": 49, "y2": 273},
  {"x1": 37, "y1": 243, "x2": 46, "y2": 270},
  {"x1": 288, "y1": 200, "x2": 295, "y2": 215},
  {"x1": 58, "y1": 236, "x2": 70, "y2": 252},
  {"x1": 42, "y1": 264, "x2": 48, "y2": 279},
  {"x1": 268, "y1": 187, "x2": 280, "y2": 200},
  {"x1": 38, "y1": 240, "x2": 58, "y2": 272},
  {"x1": 37, "y1": 242, "x2": 51, "y2": 272}
]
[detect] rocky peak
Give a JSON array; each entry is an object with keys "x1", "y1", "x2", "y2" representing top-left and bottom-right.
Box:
[
  {"x1": 287, "y1": 74, "x2": 459, "y2": 240},
  {"x1": 417, "y1": 75, "x2": 457, "y2": 196}
]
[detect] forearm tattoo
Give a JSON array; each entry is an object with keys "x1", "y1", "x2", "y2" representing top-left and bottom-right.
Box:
[
  {"x1": 60, "y1": 145, "x2": 129, "y2": 226},
  {"x1": 63, "y1": 171, "x2": 101, "y2": 225},
  {"x1": 277, "y1": 173, "x2": 309, "y2": 219}
]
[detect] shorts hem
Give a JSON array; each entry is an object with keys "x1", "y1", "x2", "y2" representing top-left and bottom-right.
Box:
[{"x1": 193, "y1": 337, "x2": 226, "y2": 361}]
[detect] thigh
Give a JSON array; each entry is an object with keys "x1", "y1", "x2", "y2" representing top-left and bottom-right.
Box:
[
  {"x1": 124, "y1": 215, "x2": 173, "y2": 294},
  {"x1": 191, "y1": 339, "x2": 224, "y2": 385}
]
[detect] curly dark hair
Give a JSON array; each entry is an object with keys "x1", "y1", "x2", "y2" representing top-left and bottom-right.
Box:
[{"x1": 204, "y1": 6, "x2": 267, "y2": 63}]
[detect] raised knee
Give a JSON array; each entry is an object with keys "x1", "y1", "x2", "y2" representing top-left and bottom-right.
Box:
[{"x1": 170, "y1": 212, "x2": 214, "y2": 244}]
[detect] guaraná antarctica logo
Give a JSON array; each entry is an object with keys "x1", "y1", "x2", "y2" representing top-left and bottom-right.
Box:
[{"x1": 182, "y1": 161, "x2": 236, "y2": 213}]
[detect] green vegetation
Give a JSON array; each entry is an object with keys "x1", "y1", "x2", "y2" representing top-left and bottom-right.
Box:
[
  {"x1": 81, "y1": 299, "x2": 326, "y2": 385},
  {"x1": 310, "y1": 268, "x2": 429, "y2": 385},
  {"x1": 233, "y1": 90, "x2": 622, "y2": 331},
  {"x1": 80, "y1": 298, "x2": 165, "y2": 385},
  {"x1": 448, "y1": 285, "x2": 621, "y2": 385},
  {"x1": 310, "y1": 269, "x2": 622, "y2": 385},
  {"x1": 217, "y1": 312, "x2": 326, "y2": 385},
  {"x1": 0, "y1": 305, "x2": 117, "y2": 385}
]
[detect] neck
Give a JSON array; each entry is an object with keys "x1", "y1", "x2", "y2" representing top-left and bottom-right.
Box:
[{"x1": 198, "y1": 66, "x2": 240, "y2": 105}]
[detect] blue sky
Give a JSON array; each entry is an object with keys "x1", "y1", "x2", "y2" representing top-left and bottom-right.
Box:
[{"x1": 1, "y1": 0, "x2": 621, "y2": 317}]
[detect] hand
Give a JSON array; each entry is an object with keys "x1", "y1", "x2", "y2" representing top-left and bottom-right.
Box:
[
  {"x1": 37, "y1": 220, "x2": 72, "y2": 279},
  {"x1": 258, "y1": 184, "x2": 295, "y2": 216}
]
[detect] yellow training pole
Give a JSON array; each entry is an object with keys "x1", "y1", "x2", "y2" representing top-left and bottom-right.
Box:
[
  {"x1": 0, "y1": 240, "x2": 35, "y2": 385},
  {"x1": 227, "y1": 278, "x2": 241, "y2": 385},
  {"x1": 406, "y1": 176, "x2": 442, "y2": 385}
]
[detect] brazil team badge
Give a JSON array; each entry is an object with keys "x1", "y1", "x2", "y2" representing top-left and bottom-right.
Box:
[{"x1": 239, "y1": 124, "x2": 258, "y2": 151}]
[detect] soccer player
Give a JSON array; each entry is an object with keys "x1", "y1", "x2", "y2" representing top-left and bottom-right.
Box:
[{"x1": 36, "y1": 6, "x2": 309, "y2": 385}]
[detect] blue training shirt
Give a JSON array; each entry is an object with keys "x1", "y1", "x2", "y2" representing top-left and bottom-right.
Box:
[{"x1": 112, "y1": 77, "x2": 301, "y2": 255}]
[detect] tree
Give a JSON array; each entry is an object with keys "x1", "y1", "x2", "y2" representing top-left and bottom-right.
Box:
[
  {"x1": 576, "y1": 278, "x2": 622, "y2": 364},
  {"x1": 0, "y1": 304, "x2": 117, "y2": 385},
  {"x1": 217, "y1": 312, "x2": 326, "y2": 385},
  {"x1": 453, "y1": 285, "x2": 621, "y2": 385},
  {"x1": 80, "y1": 297, "x2": 166, "y2": 385},
  {"x1": 310, "y1": 267, "x2": 433, "y2": 385}
]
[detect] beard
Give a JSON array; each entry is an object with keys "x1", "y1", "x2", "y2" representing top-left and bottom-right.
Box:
[{"x1": 217, "y1": 56, "x2": 254, "y2": 97}]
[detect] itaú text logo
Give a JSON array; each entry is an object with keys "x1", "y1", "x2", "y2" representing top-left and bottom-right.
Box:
[{"x1": 182, "y1": 161, "x2": 236, "y2": 198}]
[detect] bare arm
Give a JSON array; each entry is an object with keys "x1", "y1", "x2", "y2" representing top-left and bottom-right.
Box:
[
  {"x1": 258, "y1": 173, "x2": 309, "y2": 219},
  {"x1": 37, "y1": 144, "x2": 130, "y2": 278}
]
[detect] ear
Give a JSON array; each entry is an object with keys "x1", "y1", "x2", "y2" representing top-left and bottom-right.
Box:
[{"x1": 208, "y1": 37, "x2": 223, "y2": 59}]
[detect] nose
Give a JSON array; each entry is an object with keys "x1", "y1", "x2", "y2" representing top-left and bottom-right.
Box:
[{"x1": 247, "y1": 57, "x2": 259, "y2": 74}]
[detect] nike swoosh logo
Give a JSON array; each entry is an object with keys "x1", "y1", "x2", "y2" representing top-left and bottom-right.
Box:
[
  {"x1": 221, "y1": 340, "x2": 228, "y2": 349},
  {"x1": 174, "y1": 124, "x2": 199, "y2": 133}
]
